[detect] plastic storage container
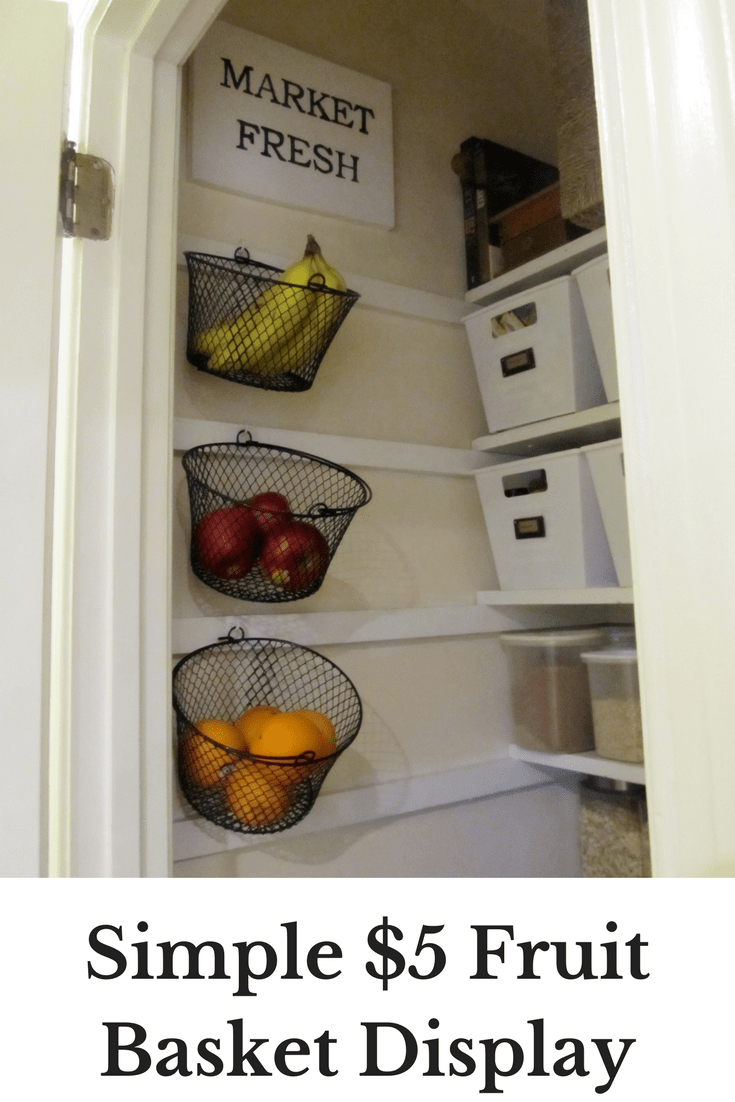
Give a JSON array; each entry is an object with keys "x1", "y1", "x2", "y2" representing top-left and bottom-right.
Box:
[
  {"x1": 463, "y1": 273, "x2": 606, "y2": 434},
  {"x1": 500, "y1": 627, "x2": 608, "y2": 752},
  {"x1": 578, "y1": 777, "x2": 651, "y2": 877},
  {"x1": 582, "y1": 646, "x2": 643, "y2": 763},
  {"x1": 581, "y1": 438, "x2": 632, "y2": 587},
  {"x1": 474, "y1": 447, "x2": 617, "y2": 589},
  {"x1": 600, "y1": 623, "x2": 636, "y2": 647},
  {"x1": 572, "y1": 253, "x2": 618, "y2": 401}
]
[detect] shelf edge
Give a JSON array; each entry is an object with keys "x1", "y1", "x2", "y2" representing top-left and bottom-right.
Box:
[
  {"x1": 171, "y1": 604, "x2": 594, "y2": 653},
  {"x1": 477, "y1": 588, "x2": 634, "y2": 606},
  {"x1": 472, "y1": 402, "x2": 622, "y2": 455},
  {"x1": 173, "y1": 417, "x2": 491, "y2": 476},
  {"x1": 172, "y1": 756, "x2": 554, "y2": 862},
  {"x1": 465, "y1": 227, "x2": 608, "y2": 308},
  {"x1": 508, "y1": 744, "x2": 645, "y2": 784},
  {"x1": 178, "y1": 234, "x2": 472, "y2": 325}
]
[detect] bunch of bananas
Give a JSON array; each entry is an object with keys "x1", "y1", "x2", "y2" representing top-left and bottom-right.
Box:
[{"x1": 196, "y1": 235, "x2": 347, "y2": 376}]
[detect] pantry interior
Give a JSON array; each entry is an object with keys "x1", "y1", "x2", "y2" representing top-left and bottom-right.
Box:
[{"x1": 171, "y1": 0, "x2": 639, "y2": 877}]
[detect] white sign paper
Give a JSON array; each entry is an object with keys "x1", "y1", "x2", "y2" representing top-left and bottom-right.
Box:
[{"x1": 189, "y1": 23, "x2": 395, "y2": 228}]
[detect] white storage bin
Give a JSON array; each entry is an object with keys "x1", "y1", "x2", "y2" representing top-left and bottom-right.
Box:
[
  {"x1": 573, "y1": 253, "x2": 618, "y2": 401},
  {"x1": 463, "y1": 274, "x2": 605, "y2": 434},
  {"x1": 474, "y1": 447, "x2": 617, "y2": 589},
  {"x1": 581, "y1": 438, "x2": 632, "y2": 586}
]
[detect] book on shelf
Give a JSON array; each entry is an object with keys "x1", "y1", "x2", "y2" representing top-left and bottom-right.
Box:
[
  {"x1": 452, "y1": 147, "x2": 481, "y2": 291},
  {"x1": 452, "y1": 137, "x2": 560, "y2": 290}
]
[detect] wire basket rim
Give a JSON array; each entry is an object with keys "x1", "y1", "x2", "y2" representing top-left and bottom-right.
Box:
[
  {"x1": 180, "y1": 437, "x2": 373, "y2": 516},
  {"x1": 184, "y1": 249, "x2": 360, "y2": 302},
  {"x1": 172, "y1": 633, "x2": 364, "y2": 760}
]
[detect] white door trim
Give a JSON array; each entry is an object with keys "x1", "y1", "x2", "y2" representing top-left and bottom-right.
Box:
[
  {"x1": 587, "y1": 0, "x2": 735, "y2": 875},
  {"x1": 52, "y1": 0, "x2": 228, "y2": 877}
]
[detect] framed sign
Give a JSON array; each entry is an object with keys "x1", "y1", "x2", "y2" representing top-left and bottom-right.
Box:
[{"x1": 188, "y1": 23, "x2": 395, "y2": 228}]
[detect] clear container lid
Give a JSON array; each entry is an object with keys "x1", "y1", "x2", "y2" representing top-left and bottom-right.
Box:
[
  {"x1": 500, "y1": 628, "x2": 607, "y2": 649},
  {"x1": 600, "y1": 623, "x2": 636, "y2": 642},
  {"x1": 581, "y1": 646, "x2": 638, "y2": 665}
]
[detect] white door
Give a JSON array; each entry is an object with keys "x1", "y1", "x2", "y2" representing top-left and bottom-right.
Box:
[
  {"x1": 0, "y1": 0, "x2": 69, "y2": 876},
  {"x1": 5, "y1": 0, "x2": 735, "y2": 877},
  {"x1": 588, "y1": 0, "x2": 735, "y2": 875}
]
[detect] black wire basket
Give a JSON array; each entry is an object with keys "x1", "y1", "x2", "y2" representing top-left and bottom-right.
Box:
[
  {"x1": 172, "y1": 630, "x2": 363, "y2": 835},
  {"x1": 185, "y1": 248, "x2": 360, "y2": 392},
  {"x1": 181, "y1": 432, "x2": 372, "y2": 603}
]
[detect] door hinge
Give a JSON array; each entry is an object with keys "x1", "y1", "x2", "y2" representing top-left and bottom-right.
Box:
[{"x1": 59, "y1": 139, "x2": 114, "y2": 240}]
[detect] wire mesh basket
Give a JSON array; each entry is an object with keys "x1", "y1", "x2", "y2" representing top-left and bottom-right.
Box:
[
  {"x1": 182, "y1": 432, "x2": 372, "y2": 603},
  {"x1": 185, "y1": 248, "x2": 360, "y2": 391},
  {"x1": 172, "y1": 630, "x2": 363, "y2": 834}
]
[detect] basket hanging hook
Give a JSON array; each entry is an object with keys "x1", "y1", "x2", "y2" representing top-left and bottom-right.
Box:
[
  {"x1": 219, "y1": 625, "x2": 247, "y2": 643},
  {"x1": 233, "y1": 246, "x2": 251, "y2": 264},
  {"x1": 307, "y1": 501, "x2": 342, "y2": 519},
  {"x1": 235, "y1": 429, "x2": 254, "y2": 446}
]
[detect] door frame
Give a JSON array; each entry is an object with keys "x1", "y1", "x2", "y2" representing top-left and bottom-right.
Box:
[
  {"x1": 51, "y1": 0, "x2": 230, "y2": 877},
  {"x1": 54, "y1": 0, "x2": 735, "y2": 876}
]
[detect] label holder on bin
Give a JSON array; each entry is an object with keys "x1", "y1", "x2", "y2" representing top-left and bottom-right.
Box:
[
  {"x1": 501, "y1": 347, "x2": 536, "y2": 377},
  {"x1": 514, "y1": 516, "x2": 546, "y2": 539}
]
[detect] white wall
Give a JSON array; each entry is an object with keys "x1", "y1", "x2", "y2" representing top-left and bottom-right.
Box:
[
  {"x1": 174, "y1": 784, "x2": 582, "y2": 878},
  {"x1": 173, "y1": 0, "x2": 582, "y2": 878}
]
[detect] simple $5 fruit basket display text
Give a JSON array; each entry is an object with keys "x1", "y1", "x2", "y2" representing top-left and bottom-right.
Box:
[
  {"x1": 182, "y1": 433, "x2": 372, "y2": 603},
  {"x1": 173, "y1": 631, "x2": 363, "y2": 834}
]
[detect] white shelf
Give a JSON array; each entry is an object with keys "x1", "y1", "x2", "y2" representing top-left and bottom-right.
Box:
[
  {"x1": 477, "y1": 588, "x2": 634, "y2": 606},
  {"x1": 174, "y1": 417, "x2": 490, "y2": 477},
  {"x1": 465, "y1": 226, "x2": 608, "y2": 309},
  {"x1": 179, "y1": 234, "x2": 472, "y2": 325},
  {"x1": 508, "y1": 744, "x2": 645, "y2": 785},
  {"x1": 472, "y1": 403, "x2": 622, "y2": 459},
  {"x1": 172, "y1": 601, "x2": 625, "y2": 655},
  {"x1": 172, "y1": 756, "x2": 555, "y2": 862}
]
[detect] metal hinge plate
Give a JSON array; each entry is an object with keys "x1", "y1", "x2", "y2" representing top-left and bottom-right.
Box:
[{"x1": 59, "y1": 139, "x2": 114, "y2": 240}]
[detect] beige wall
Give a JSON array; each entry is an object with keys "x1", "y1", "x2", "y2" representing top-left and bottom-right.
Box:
[
  {"x1": 174, "y1": 0, "x2": 581, "y2": 877},
  {"x1": 182, "y1": 0, "x2": 556, "y2": 300}
]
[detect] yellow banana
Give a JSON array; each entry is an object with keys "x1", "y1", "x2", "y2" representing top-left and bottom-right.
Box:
[
  {"x1": 312, "y1": 246, "x2": 347, "y2": 292},
  {"x1": 256, "y1": 236, "x2": 351, "y2": 377},
  {"x1": 310, "y1": 240, "x2": 348, "y2": 343},
  {"x1": 194, "y1": 318, "x2": 230, "y2": 360},
  {"x1": 194, "y1": 237, "x2": 348, "y2": 377},
  {"x1": 207, "y1": 243, "x2": 320, "y2": 373}
]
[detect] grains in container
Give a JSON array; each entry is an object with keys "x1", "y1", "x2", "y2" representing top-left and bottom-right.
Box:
[
  {"x1": 500, "y1": 628, "x2": 607, "y2": 752},
  {"x1": 578, "y1": 777, "x2": 651, "y2": 877},
  {"x1": 582, "y1": 646, "x2": 643, "y2": 763}
]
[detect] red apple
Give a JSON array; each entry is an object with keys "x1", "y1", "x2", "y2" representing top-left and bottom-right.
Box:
[
  {"x1": 194, "y1": 504, "x2": 260, "y2": 579},
  {"x1": 243, "y1": 492, "x2": 292, "y2": 537},
  {"x1": 259, "y1": 519, "x2": 330, "y2": 591}
]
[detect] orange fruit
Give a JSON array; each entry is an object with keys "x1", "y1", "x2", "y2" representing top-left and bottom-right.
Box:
[
  {"x1": 294, "y1": 708, "x2": 337, "y2": 756},
  {"x1": 223, "y1": 762, "x2": 292, "y2": 828},
  {"x1": 265, "y1": 756, "x2": 321, "y2": 790},
  {"x1": 248, "y1": 710, "x2": 334, "y2": 760},
  {"x1": 180, "y1": 718, "x2": 246, "y2": 787},
  {"x1": 233, "y1": 704, "x2": 280, "y2": 750}
]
